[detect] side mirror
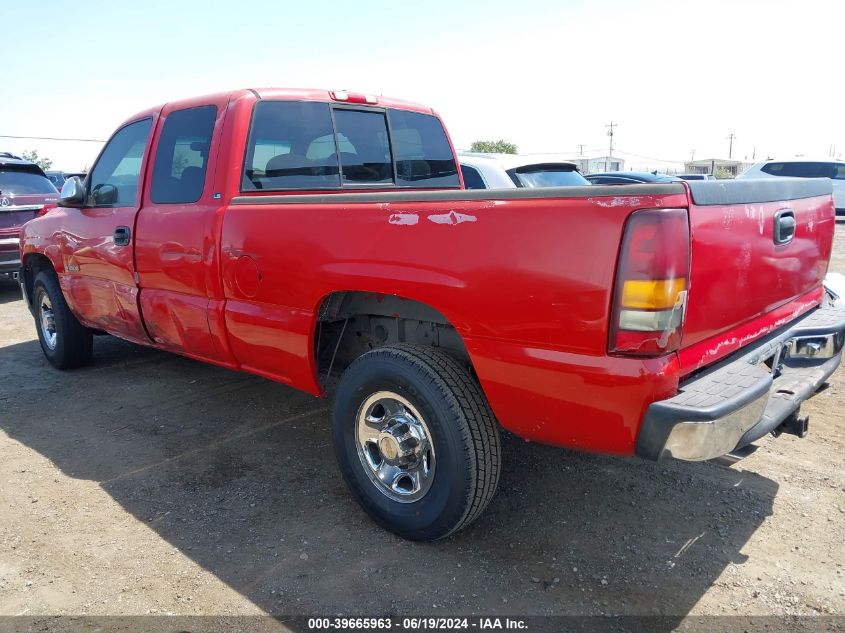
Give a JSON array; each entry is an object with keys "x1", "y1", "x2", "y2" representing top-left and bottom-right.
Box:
[
  {"x1": 91, "y1": 183, "x2": 118, "y2": 206},
  {"x1": 59, "y1": 176, "x2": 86, "y2": 208}
]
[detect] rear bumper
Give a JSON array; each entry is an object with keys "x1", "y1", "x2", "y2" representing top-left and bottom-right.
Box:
[
  {"x1": 0, "y1": 236, "x2": 21, "y2": 273},
  {"x1": 636, "y1": 304, "x2": 845, "y2": 461}
]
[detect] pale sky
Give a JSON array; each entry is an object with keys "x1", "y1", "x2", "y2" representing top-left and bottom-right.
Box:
[{"x1": 2, "y1": 0, "x2": 843, "y2": 172}]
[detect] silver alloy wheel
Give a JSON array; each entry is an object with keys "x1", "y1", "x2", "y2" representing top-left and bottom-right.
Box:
[
  {"x1": 39, "y1": 294, "x2": 57, "y2": 350},
  {"x1": 355, "y1": 391, "x2": 436, "y2": 503}
]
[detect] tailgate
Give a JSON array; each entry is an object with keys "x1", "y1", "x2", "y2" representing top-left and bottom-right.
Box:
[{"x1": 680, "y1": 178, "x2": 835, "y2": 372}]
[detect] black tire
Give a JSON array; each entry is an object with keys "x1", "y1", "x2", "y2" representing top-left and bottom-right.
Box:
[
  {"x1": 332, "y1": 344, "x2": 501, "y2": 540},
  {"x1": 32, "y1": 270, "x2": 93, "y2": 369}
]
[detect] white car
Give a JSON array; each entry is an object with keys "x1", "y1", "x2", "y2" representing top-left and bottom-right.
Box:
[
  {"x1": 738, "y1": 159, "x2": 845, "y2": 216},
  {"x1": 826, "y1": 273, "x2": 845, "y2": 308},
  {"x1": 458, "y1": 153, "x2": 589, "y2": 189},
  {"x1": 677, "y1": 173, "x2": 716, "y2": 181}
]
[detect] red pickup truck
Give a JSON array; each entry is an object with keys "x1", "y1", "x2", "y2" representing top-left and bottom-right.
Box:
[{"x1": 18, "y1": 88, "x2": 845, "y2": 540}]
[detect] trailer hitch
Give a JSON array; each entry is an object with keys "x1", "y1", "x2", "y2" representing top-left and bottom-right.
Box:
[{"x1": 772, "y1": 411, "x2": 810, "y2": 439}]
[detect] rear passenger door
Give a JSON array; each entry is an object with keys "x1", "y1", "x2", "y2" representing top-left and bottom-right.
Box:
[{"x1": 134, "y1": 97, "x2": 230, "y2": 361}]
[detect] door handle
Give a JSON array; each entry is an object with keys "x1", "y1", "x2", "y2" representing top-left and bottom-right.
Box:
[
  {"x1": 773, "y1": 210, "x2": 795, "y2": 245},
  {"x1": 114, "y1": 226, "x2": 131, "y2": 246}
]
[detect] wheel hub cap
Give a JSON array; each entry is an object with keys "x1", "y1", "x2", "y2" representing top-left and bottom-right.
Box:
[
  {"x1": 355, "y1": 391, "x2": 436, "y2": 503},
  {"x1": 39, "y1": 296, "x2": 57, "y2": 350}
]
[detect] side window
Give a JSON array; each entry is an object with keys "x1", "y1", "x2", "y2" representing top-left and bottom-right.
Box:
[
  {"x1": 388, "y1": 109, "x2": 460, "y2": 187},
  {"x1": 460, "y1": 165, "x2": 486, "y2": 189},
  {"x1": 332, "y1": 109, "x2": 392, "y2": 184},
  {"x1": 243, "y1": 101, "x2": 340, "y2": 190},
  {"x1": 761, "y1": 162, "x2": 785, "y2": 176},
  {"x1": 88, "y1": 118, "x2": 152, "y2": 206},
  {"x1": 150, "y1": 105, "x2": 217, "y2": 204},
  {"x1": 763, "y1": 161, "x2": 842, "y2": 179}
]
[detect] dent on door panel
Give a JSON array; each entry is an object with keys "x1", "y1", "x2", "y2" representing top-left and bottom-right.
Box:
[{"x1": 139, "y1": 290, "x2": 224, "y2": 362}]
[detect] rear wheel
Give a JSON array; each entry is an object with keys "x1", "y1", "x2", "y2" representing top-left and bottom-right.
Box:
[
  {"x1": 332, "y1": 344, "x2": 501, "y2": 540},
  {"x1": 33, "y1": 270, "x2": 93, "y2": 369}
]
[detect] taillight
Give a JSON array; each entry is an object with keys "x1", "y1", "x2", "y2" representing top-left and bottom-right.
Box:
[
  {"x1": 36, "y1": 202, "x2": 58, "y2": 217},
  {"x1": 609, "y1": 208, "x2": 690, "y2": 356}
]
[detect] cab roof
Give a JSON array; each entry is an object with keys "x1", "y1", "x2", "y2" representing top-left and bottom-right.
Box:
[{"x1": 120, "y1": 87, "x2": 435, "y2": 127}]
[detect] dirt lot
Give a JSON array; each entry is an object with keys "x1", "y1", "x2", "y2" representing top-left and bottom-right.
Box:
[{"x1": 1, "y1": 223, "x2": 844, "y2": 629}]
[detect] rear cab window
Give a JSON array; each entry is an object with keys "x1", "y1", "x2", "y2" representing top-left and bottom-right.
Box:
[{"x1": 241, "y1": 100, "x2": 460, "y2": 192}]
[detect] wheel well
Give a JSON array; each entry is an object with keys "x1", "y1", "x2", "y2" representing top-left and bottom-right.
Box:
[
  {"x1": 21, "y1": 254, "x2": 55, "y2": 308},
  {"x1": 314, "y1": 291, "x2": 473, "y2": 392}
]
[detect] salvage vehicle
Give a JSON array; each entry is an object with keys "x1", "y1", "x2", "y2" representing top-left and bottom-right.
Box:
[
  {"x1": 0, "y1": 156, "x2": 58, "y2": 277},
  {"x1": 18, "y1": 88, "x2": 845, "y2": 540},
  {"x1": 677, "y1": 174, "x2": 716, "y2": 182},
  {"x1": 585, "y1": 171, "x2": 682, "y2": 185},
  {"x1": 457, "y1": 152, "x2": 589, "y2": 189},
  {"x1": 739, "y1": 158, "x2": 845, "y2": 216}
]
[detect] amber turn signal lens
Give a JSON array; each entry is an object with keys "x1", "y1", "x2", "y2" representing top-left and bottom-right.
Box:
[{"x1": 620, "y1": 278, "x2": 686, "y2": 311}]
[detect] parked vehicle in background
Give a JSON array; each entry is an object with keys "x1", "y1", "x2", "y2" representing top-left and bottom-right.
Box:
[
  {"x1": 0, "y1": 157, "x2": 58, "y2": 277},
  {"x1": 678, "y1": 174, "x2": 716, "y2": 181},
  {"x1": 585, "y1": 171, "x2": 682, "y2": 184},
  {"x1": 43, "y1": 172, "x2": 88, "y2": 190},
  {"x1": 826, "y1": 273, "x2": 845, "y2": 308},
  {"x1": 739, "y1": 159, "x2": 845, "y2": 216},
  {"x1": 457, "y1": 152, "x2": 589, "y2": 189},
  {"x1": 17, "y1": 87, "x2": 845, "y2": 541},
  {"x1": 45, "y1": 171, "x2": 68, "y2": 190}
]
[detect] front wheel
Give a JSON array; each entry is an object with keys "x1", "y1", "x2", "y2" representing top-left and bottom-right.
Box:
[
  {"x1": 32, "y1": 270, "x2": 93, "y2": 369},
  {"x1": 332, "y1": 344, "x2": 501, "y2": 540}
]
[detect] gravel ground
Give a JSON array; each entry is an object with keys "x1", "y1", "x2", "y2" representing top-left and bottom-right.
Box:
[{"x1": 0, "y1": 222, "x2": 844, "y2": 629}]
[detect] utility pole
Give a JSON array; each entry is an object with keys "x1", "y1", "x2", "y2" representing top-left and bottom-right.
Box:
[
  {"x1": 577, "y1": 144, "x2": 585, "y2": 155},
  {"x1": 690, "y1": 149, "x2": 695, "y2": 162},
  {"x1": 605, "y1": 121, "x2": 617, "y2": 171},
  {"x1": 726, "y1": 132, "x2": 736, "y2": 159}
]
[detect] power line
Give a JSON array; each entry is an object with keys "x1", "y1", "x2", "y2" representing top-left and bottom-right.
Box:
[{"x1": 0, "y1": 134, "x2": 106, "y2": 143}]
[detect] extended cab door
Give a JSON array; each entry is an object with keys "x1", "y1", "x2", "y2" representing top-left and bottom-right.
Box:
[
  {"x1": 62, "y1": 117, "x2": 155, "y2": 343},
  {"x1": 133, "y1": 97, "x2": 232, "y2": 363}
]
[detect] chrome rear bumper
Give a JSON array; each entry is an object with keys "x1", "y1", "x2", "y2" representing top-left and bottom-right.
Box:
[{"x1": 636, "y1": 304, "x2": 845, "y2": 461}]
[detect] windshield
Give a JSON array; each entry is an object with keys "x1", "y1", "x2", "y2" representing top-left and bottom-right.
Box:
[
  {"x1": 0, "y1": 169, "x2": 57, "y2": 194},
  {"x1": 508, "y1": 165, "x2": 589, "y2": 188}
]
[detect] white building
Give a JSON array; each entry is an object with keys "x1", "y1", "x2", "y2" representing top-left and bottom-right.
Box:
[
  {"x1": 683, "y1": 158, "x2": 748, "y2": 177},
  {"x1": 565, "y1": 156, "x2": 625, "y2": 174}
]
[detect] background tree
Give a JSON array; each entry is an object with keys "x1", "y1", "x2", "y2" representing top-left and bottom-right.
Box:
[
  {"x1": 714, "y1": 167, "x2": 734, "y2": 180},
  {"x1": 22, "y1": 149, "x2": 53, "y2": 171},
  {"x1": 469, "y1": 139, "x2": 518, "y2": 154}
]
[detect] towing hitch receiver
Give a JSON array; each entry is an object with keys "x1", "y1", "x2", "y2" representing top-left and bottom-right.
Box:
[{"x1": 774, "y1": 412, "x2": 810, "y2": 439}]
